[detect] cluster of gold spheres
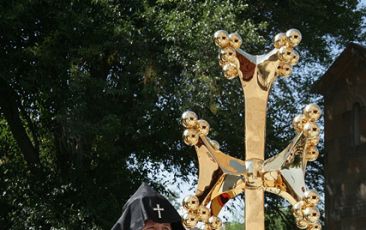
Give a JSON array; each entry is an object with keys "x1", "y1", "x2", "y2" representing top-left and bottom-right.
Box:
[
  {"x1": 181, "y1": 111, "x2": 220, "y2": 150},
  {"x1": 213, "y1": 30, "x2": 242, "y2": 79},
  {"x1": 213, "y1": 28, "x2": 302, "y2": 79},
  {"x1": 292, "y1": 103, "x2": 322, "y2": 162},
  {"x1": 289, "y1": 103, "x2": 322, "y2": 230},
  {"x1": 273, "y1": 29, "x2": 302, "y2": 76},
  {"x1": 292, "y1": 190, "x2": 322, "y2": 229},
  {"x1": 182, "y1": 195, "x2": 222, "y2": 230}
]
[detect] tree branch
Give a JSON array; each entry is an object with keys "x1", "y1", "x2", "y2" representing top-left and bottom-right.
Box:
[
  {"x1": 0, "y1": 78, "x2": 41, "y2": 173},
  {"x1": 53, "y1": 122, "x2": 71, "y2": 175},
  {"x1": 19, "y1": 101, "x2": 40, "y2": 153}
]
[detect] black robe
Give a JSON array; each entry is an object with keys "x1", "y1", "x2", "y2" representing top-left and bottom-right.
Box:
[{"x1": 112, "y1": 183, "x2": 185, "y2": 230}]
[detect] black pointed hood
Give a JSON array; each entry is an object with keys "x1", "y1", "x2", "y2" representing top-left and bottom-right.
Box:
[{"x1": 112, "y1": 183, "x2": 185, "y2": 230}]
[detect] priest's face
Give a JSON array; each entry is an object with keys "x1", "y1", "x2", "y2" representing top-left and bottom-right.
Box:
[{"x1": 143, "y1": 220, "x2": 172, "y2": 230}]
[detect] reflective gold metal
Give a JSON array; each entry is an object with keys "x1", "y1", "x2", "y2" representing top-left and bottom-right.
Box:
[
  {"x1": 208, "y1": 216, "x2": 223, "y2": 229},
  {"x1": 304, "y1": 104, "x2": 321, "y2": 121},
  {"x1": 244, "y1": 159, "x2": 264, "y2": 189},
  {"x1": 303, "y1": 207, "x2": 320, "y2": 223},
  {"x1": 197, "y1": 206, "x2": 211, "y2": 222},
  {"x1": 183, "y1": 212, "x2": 199, "y2": 229},
  {"x1": 296, "y1": 218, "x2": 309, "y2": 229},
  {"x1": 214, "y1": 30, "x2": 230, "y2": 48},
  {"x1": 304, "y1": 190, "x2": 320, "y2": 205},
  {"x1": 308, "y1": 222, "x2": 322, "y2": 230},
  {"x1": 182, "y1": 111, "x2": 198, "y2": 128},
  {"x1": 293, "y1": 114, "x2": 308, "y2": 133},
  {"x1": 197, "y1": 120, "x2": 210, "y2": 136},
  {"x1": 183, "y1": 195, "x2": 200, "y2": 211},
  {"x1": 180, "y1": 29, "x2": 322, "y2": 229},
  {"x1": 183, "y1": 129, "x2": 200, "y2": 146}
]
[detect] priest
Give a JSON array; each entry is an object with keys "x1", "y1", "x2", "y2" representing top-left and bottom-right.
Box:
[{"x1": 112, "y1": 183, "x2": 185, "y2": 230}]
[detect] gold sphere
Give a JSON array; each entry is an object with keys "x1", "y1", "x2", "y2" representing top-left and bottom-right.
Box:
[
  {"x1": 304, "y1": 190, "x2": 320, "y2": 205},
  {"x1": 278, "y1": 46, "x2": 294, "y2": 62},
  {"x1": 183, "y1": 129, "x2": 199, "y2": 146},
  {"x1": 182, "y1": 195, "x2": 200, "y2": 211},
  {"x1": 292, "y1": 201, "x2": 305, "y2": 218},
  {"x1": 273, "y1": 32, "x2": 287, "y2": 49},
  {"x1": 308, "y1": 222, "x2": 322, "y2": 230},
  {"x1": 223, "y1": 63, "x2": 238, "y2": 79},
  {"x1": 286, "y1": 28, "x2": 302, "y2": 47},
  {"x1": 209, "y1": 139, "x2": 220, "y2": 150},
  {"x1": 304, "y1": 104, "x2": 321, "y2": 122},
  {"x1": 198, "y1": 120, "x2": 210, "y2": 136},
  {"x1": 214, "y1": 30, "x2": 230, "y2": 48},
  {"x1": 293, "y1": 114, "x2": 308, "y2": 133},
  {"x1": 229, "y1": 32, "x2": 242, "y2": 49},
  {"x1": 303, "y1": 122, "x2": 320, "y2": 139},
  {"x1": 303, "y1": 207, "x2": 320, "y2": 223},
  {"x1": 220, "y1": 47, "x2": 237, "y2": 62},
  {"x1": 197, "y1": 206, "x2": 211, "y2": 223},
  {"x1": 305, "y1": 146, "x2": 319, "y2": 161},
  {"x1": 277, "y1": 62, "x2": 292, "y2": 77},
  {"x1": 290, "y1": 50, "x2": 300, "y2": 65},
  {"x1": 218, "y1": 58, "x2": 226, "y2": 67},
  {"x1": 182, "y1": 111, "x2": 198, "y2": 128},
  {"x1": 307, "y1": 136, "x2": 320, "y2": 147},
  {"x1": 208, "y1": 216, "x2": 222, "y2": 229},
  {"x1": 296, "y1": 218, "x2": 309, "y2": 229},
  {"x1": 183, "y1": 212, "x2": 199, "y2": 229}
]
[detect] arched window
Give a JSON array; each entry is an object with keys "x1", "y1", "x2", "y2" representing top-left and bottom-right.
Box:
[{"x1": 352, "y1": 103, "x2": 361, "y2": 146}]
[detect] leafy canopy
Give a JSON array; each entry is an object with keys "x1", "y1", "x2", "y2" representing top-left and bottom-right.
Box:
[{"x1": 0, "y1": 0, "x2": 364, "y2": 229}]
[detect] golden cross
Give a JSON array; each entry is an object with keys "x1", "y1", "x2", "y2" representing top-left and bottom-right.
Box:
[{"x1": 180, "y1": 29, "x2": 322, "y2": 230}]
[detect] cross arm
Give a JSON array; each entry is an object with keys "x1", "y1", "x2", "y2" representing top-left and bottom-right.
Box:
[{"x1": 263, "y1": 104, "x2": 322, "y2": 229}]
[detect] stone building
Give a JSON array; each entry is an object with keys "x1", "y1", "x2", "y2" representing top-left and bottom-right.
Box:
[{"x1": 314, "y1": 43, "x2": 366, "y2": 229}]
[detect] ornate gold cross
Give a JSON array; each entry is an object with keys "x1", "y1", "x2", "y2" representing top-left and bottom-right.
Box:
[{"x1": 180, "y1": 29, "x2": 322, "y2": 230}]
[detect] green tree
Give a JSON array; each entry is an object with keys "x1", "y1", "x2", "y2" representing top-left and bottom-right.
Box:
[{"x1": 0, "y1": 0, "x2": 364, "y2": 229}]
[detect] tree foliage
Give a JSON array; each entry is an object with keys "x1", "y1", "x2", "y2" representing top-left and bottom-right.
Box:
[{"x1": 0, "y1": 0, "x2": 364, "y2": 229}]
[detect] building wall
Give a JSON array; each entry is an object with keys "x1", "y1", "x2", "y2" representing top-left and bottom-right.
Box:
[{"x1": 324, "y1": 61, "x2": 366, "y2": 230}]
